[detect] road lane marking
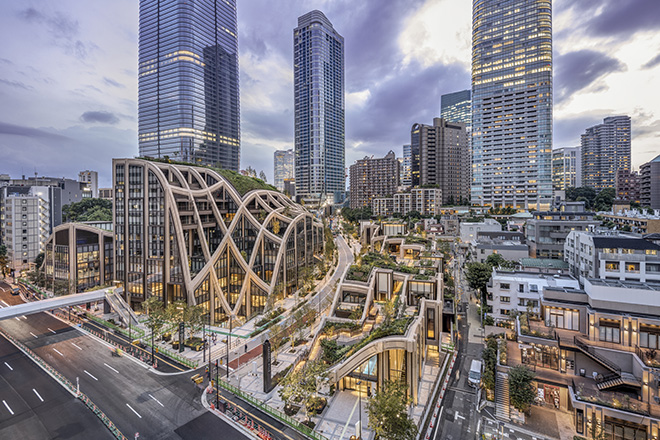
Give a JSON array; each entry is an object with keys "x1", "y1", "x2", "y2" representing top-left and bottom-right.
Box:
[
  {"x1": 48, "y1": 328, "x2": 57, "y2": 334},
  {"x1": 4, "y1": 362, "x2": 13, "y2": 371},
  {"x1": 33, "y1": 389, "x2": 44, "y2": 402},
  {"x1": 21, "y1": 315, "x2": 27, "y2": 320},
  {"x1": 104, "y1": 363, "x2": 119, "y2": 374},
  {"x1": 53, "y1": 348, "x2": 64, "y2": 357},
  {"x1": 126, "y1": 403, "x2": 142, "y2": 419},
  {"x1": 71, "y1": 342, "x2": 82, "y2": 351},
  {"x1": 2, "y1": 400, "x2": 13, "y2": 415},
  {"x1": 0, "y1": 300, "x2": 8, "y2": 307},
  {"x1": 30, "y1": 332, "x2": 38, "y2": 339},
  {"x1": 149, "y1": 394, "x2": 164, "y2": 407},
  {"x1": 84, "y1": 370, "x2": 98, "y2": 381},
  {"x1": 15, "y1": 317, "x2": 20, "y2": 321}
]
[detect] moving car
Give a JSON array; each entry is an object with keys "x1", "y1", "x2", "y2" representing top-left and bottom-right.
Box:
[{"x1": 468, "y1": 359, "x2": 483, "y2": 388}]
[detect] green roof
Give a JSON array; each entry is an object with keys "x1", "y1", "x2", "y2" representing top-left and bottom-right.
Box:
[{"x1": 519, "y1": 258, "x2": 568, "y2": 269}]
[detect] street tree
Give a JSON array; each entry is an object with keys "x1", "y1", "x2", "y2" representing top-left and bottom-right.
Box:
[
  {"x1": 278, "y1": 360, "x2": 328, "y2": 420},
  {"x1": 465, "y1": 262, "x2": 492, "y2": 294},
  {"x1": 481, "y1": 335, "x2": 498, "y2": 391},
  {"x1": 508, "y1": 365, "x2": 536, "y2": 413},
  {"x1": 142, "y1": 297, "x2": 167, "y2": 361},
  {"x1": 366, "y1": 379, "x2": 417, "y2": 440}
]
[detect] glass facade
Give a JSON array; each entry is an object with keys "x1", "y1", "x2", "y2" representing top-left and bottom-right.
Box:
[
  {"x1": 294, "y1": 10, "x2": 345, "y2": 204},
  {"x1": 138, "y1": 0, "x2": 240, "y2": 170},
  {"x1": 471, "y1": 0, "x2": 553, "y2": 210},
  {"x1": 441, "y1": 89, "x2": 471, "y2": 130}
]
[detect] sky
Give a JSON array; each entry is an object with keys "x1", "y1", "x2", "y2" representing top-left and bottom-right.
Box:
[{"x1": 0, "y1": 0, "x2": 659, "y2": 188}]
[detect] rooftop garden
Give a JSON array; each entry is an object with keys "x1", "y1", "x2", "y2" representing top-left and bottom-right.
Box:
[
  {"x1": 519, "y1": 313, "x2": 555, "y2": 340},
  {"x1": 346, "y1": 252, "x2": 420, "y2": 281},
  {"x1": 139, "y1": 157, "x2": 278, "y2": 196}
]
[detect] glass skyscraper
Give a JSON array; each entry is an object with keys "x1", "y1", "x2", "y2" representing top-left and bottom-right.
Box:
[
  {"x1": 441, "y1": 90, "x2": 471, "y2": 131},
  {"x1": 471, "y1": 0, "x2": 553, "y2": 210},
  {"x1": 294, "y1": 10, "x2": 345, "y2": 205},
  {"x1": 138, "y1": 0, "x2": 240, "y2": 171}
]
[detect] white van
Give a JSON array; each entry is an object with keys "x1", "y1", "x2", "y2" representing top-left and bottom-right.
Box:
[{"x1": 468, "y1": 360, "x2": 482, "y2": 388}]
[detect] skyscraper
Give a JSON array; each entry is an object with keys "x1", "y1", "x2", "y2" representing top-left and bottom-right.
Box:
[
  {"x1": 294, "y1": 10, "x2": 345, "y2": 205},
  {"x1": 552, "y1": 147, "x2": 582, "y2": 192},
  {"x1": 274, "y1": 149, "x2": 295, "y2": 191},
  {"x1": 401, "y1": 144, "x2": 412, "y2": 187},
  {"x1": 349, "y1": 151, "x2": 400, "y2": 209},
  {"x1": 441, "y1": 90, "x2": 471, "y2": 130},
  {"x1": 138, "y1": 0, "x2": 240, "y2": 171},
  {"x1": 581, "y1": 116, "x2": 631, "y2": 190},
  {"x1": 412, "y1": 118, "x2": 470, "y2": 205},
  {"x1": 471, "y1": 0, "x2": 553, "y2": 210}
]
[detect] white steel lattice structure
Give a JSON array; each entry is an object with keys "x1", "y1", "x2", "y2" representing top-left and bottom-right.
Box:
[{"x1": 113, "y1": 158, "x2": 324, "y2": 325}]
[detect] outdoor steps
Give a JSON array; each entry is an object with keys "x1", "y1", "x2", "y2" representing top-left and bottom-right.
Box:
[
  {"x1": 495, "y1": 372, "x2": 510, "y2": 421},
  {"x1": 597, "y1": 372, "x2": 642, "y2": 391},
  {"x1": 574, "y1": 336, "x2": 621, "y2": 374}
]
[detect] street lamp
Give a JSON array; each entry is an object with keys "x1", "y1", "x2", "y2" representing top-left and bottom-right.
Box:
[{"x1": 357, "y1": 380, "x2": 362, "y2": 440}]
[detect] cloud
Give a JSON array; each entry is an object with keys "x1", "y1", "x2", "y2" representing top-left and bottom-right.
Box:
[
  {"x1": 103, "y1": 77, "x2": 125, "y2": 88},
  {"x1": 585, "y1": 0, "x2": 660, "y2": 37},
  {"x1": 80, "y1": 111, "x2": 119, "y2": 124},
  {"x1": 17, "y1": 7, "x2": 94, "y2": 60},
  {"x1": 555, "y1": 49, "x2": 626, "y2": 105},
  {"x1": 0, "y1": 121, "x2": 69, "y2": 140},
  {"x1": 0, "y1": 79, "x2": 32, "y2": 90},
  {"x1": 643, "y1": 53, "x2": 660, "y2": 70}
]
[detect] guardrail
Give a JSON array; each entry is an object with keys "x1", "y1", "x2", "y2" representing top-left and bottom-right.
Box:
[
  {"x1": 0, "y1": 328, "x2": 128, "y2": 440},
  {"x1": 217, "y1": 378, "x2": 329, "y2": 440},
  {"x1": 85, "y1": 312, "x2": 145, "y2": 338}
]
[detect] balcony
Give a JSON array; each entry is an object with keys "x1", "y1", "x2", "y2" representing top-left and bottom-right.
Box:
[{"x1": 599, "y1": 252, "x2": 660, "y2": 262}]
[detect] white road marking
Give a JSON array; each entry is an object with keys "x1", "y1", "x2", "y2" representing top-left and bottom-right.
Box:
[
  {"x1": 104, "y1": 363, "x2": 119, "y2": 374},
  {"x1": 33, "y1": 389, "x2": 44, "y2": 402},
  {"x1": 454, "y1": 412, "x2": 466, "y2": 421},
  {"x1": 4, "y1": 362, "x2": 13, "y2": 371},
  {"x1": 71, "y1": 342, "x2": 82, "y2": 351},
  {"x1": 126, "y1": 403, "x2": 142, "y2": 419},
  {"x1": 15, "y1": 317, "x2": 20, "y2": 321},
  {"x1": 149, "y1": 393, "x2": 164, "y2": 407},
  {"x1": 53, "y1": 348, "x2": 64, "y2": 357},
  {"x1": 84, "y1": 370, "x2": 98, "y2": 381},
  {"x1": 0, "y1": 300, "x2": 8, "y2": 307},
  {"x1": 47, "y1": 328, "x2": 57, "y2": 334},
  {"x1": 30, "y1": 332, "x2": 38, "y2": 339},
  {"x1": 2, "y1": 400, "x2": 14, "y2": 415}
]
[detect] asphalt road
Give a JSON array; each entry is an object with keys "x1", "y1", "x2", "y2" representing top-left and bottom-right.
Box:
[
  {"x1": 0, "y1": 279, "x2": 248, "y2": 440},
  {"x1": 0, "y1": 332, "x2": 114, "y2": 440}
]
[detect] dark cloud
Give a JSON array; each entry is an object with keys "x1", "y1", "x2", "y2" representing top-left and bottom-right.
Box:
[
  {"x1": 0, "y1": 79, "x2": 32, "y2": 90},
  {"x1": 0, "y1": 121, "x2": 69, "y2": 140},
  {"x1": 103, "y1": 77, "x2": 125, "y2": 88},
  {"x1": 17, "y1": 7, "x2": 94, "y2": 60},
  {"x1": 643, "y1": 53, "x2": 660, "y2": 70},
  {"x1": 555, "y1": 49, "x2": 626, "y2": 105},
  {"x1": 80, "y1": 111, "x2": 119, "y2": 124}
]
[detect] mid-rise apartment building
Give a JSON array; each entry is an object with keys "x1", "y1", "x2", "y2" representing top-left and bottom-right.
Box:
[
  {"x1": 349, "y1": 151, "x2": 400, "y2": 209},
  {"x1": 459, "y1": 218, "x2": 501, "y2": 243},
  {"x1": 564, "y1": 230, "x2": 660, "y2": 283},
  {"x1": 641, "y1": 155, "x2": 660, "y2": 209},
  {"x1": 471, "y1": 231, "x2": 528, "y2": 263},
  {"x1": 615, "y1": 169, "x2": 640, "y2": 203},
  {"x1": 372, "y1": 187, "x2": 442, "y2": 217},
  {"x1": 412, "y1": 118, "x2": 469, "y2": 205},
  {"x1": 581, "y1": 116, "x2": 631, "y2": 190},
  {"x1": 601, "y1": 211, "x2": 660, "y2": 234},
  {"x1": 78, "y1": 170, "x2": 99, "y2": 198},
  {"x1": 552, "y1": 146, "x2": 581, "y2": 191}
]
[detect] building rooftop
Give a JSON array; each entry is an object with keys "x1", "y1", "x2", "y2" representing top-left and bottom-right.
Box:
[
  {"x1": 588, "y1": 278, "x2": 660, "y2": 291},
  {"x1": 591, "y1": 236, "x2": 660, "y2": 251},
  {"x1": 519, "y1": 258, "x2": 569, "y2": 269}
]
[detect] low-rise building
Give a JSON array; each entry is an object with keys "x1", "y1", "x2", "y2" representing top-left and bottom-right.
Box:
[
  {"x1": 564, "y1": 230, "x2": 660, "y2": 283},
  {"x1": 601, "y1": 210, "x2": 660, "y2": 234},
  {"x1": 471, "y1": 231, "x2": 528, "y2": 263},
  {"x1": 459, "y1": 218, "x2": 501, "y2": 243}
]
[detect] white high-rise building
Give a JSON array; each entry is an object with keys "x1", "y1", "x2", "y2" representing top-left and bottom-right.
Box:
[{"x1": 78, "y1": 170, "x2": 99, "y2": 198}]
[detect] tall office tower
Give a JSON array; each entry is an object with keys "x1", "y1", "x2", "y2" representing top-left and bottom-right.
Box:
[
  {"x1": 138, "y1": 0, "x2": 240, "y2": 170},
  {"x1": 349, "y1": 151, "x2": 400, "y2": 209},
  {"x1": 441, "y1": 90, "x2": 471, "y2": 130},
  {"x1": 581, "y1": 116, "x2": 631, "y2": 190},
  {"x1": 552, "y1": 147, "x2": 582, "y2": 191},
  {"x1": 471, "y1": 0, "x2": 553, "y2": 210},
  {"x1": 294, "y1": 10, "x2": 345, "y2": 206},
  {"x1": 401, "y1": 144, "x2": 412, "y2": 187},
  {"x1": 640, "y1": 155, "x2": 660, "y2": 209},
  {"x1": 273, "y1": 149, "x2": 295, "y2": 191},
  {"x1": 412, "y1": 118, "x2": 470, "y2": 205}
]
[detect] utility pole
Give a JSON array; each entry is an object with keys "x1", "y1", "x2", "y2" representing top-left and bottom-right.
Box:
[{"x1": 226, "y1": 316, "x2": 231, "y2": 378}]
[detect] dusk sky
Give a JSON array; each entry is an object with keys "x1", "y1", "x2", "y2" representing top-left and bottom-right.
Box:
[{"x1": 0, "y1": 0, "x2": 659, "y2": 187}]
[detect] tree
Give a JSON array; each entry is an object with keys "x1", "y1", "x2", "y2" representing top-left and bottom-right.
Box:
[
  {"x1": 593, "y1": 188, "x2": 615, "y2": 212},
  {"x1": 565, "y1": 186, "x2": 597, "y2": 210},
  {"x1": 143, "y1": 297, "x2": 166, "y2": 362},
  {"x1": 366, "y1": 379, "x2": 417, "y2": 440},
  {"x1": 465, "y1": 262, "x2": 492, "y2": 295},
  {"x1": 278, "y1": 360, "x2": 327, "y2": 420},
  {"x1": 485, "y1": 253, "x2": 516, "y2": 269},
  {"x1": 481, "y1": 335, "x2": 498, "y2": 391},
  {"x1": 34, "y1": 252, "x2": 45, "y2": 270},
  {"x1": 508, "y1": 365, "x2": 536, "y2": 413},
  {"x1": 62, "y1": 198, "x2": 112, "y2": 222},
  {"x1": 0, "y1": 245, "x2": 9, "y2": 277},
  {"x1": 165, "y1": 300, "x2": 188, "y2": 344},
  {"x1": 259, "y1": 170, "x2": 268, "y2": 182}
]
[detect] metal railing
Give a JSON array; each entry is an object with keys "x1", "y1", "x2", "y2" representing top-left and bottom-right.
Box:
[{"x1": 574, "y1": 336, "x2": 621, "y2": 374}]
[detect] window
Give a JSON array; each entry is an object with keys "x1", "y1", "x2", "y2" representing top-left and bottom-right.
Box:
[
  {"x1": 500, "y1": 283, "x2": 510, "y2": 290},
  {"x1": 626, "y1": 263, "x2": 640, "y2": 273},
  {"x1": 546, "y1": 308, "x2": 579, "y2": 330},
  {"x1": 518, "y1": 284, "x2": 525, "y2": 293},
  {"x1": 530, "y1": 284, "x2": 538, "y2": 292},
  {"x1": 427, "y1": 308, "x2": 435, "y2": 339},
  {"x1": 500, "y1": 296, "x2": 510, "y2": 303},
  {"x1": 646, "y1": 249, "x2": 657, "y2": 255},
  {"x1": 640, "y1": 325, "x2": 660, "y2": 349},
  {"x1": 599, "y1": 319, "x2": 620, "y2": 343},
  {"x1": 605, "y1": 262, "x2": 619, "y2": 271}
]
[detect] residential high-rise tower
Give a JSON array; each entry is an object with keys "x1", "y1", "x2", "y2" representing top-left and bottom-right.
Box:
[
  {"x1": 273, "y1": 149, "x2": 295, "y2": 191},
  {"x1": 581, "y1": 116, "x2": 631, "y2": 190},
  {"x1": 349, "y1": 151, "x2": 400, "y2": 209},
  {"x1": 138, "y1": 0, "x2": 240, "y2": 170},
  {"x1": 294, "y1": 10, "x2": 345, "y2": 206},
  {"x1": 471, "y1": 0, "x2": 553, "y2": 209},
  {"x1": 552, "y1": 147, "x2": 582, "y2": 192}
]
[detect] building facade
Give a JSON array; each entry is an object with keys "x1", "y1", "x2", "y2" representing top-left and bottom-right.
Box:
[
  {"x1": 441, "y1": 90, "x2": 471, "y2": 131},
  {"x1": 372, "y1": 188, "x2": 442, "y2": 217},
  {"x1": 581, "y1": 116, "x2": 631, "y2": 190},
  {"x1": 459, "y1": 218, "x2": 501, "y2": 243},
  {"x1": 471, "y1": 0, "x2": 553, "y2": 210},
  {"x1": 401, "y1": 144, "x2": 412, "y2": 188},
  {"x1": 641, "y1": 155, "x2": 660, "y2": 209},
  {"x1": 113, "y1": 158, "x2": 324, "y2": 324},
  {"x1": 294, "y1": 10, "x2": 345, "y2": 205},
  {"x1": 138, "y1": 0, "x2": 240, "y2": 170},
  {"x1": 349, "y1": 151, "x2": 399, "y2": 210},
  {"x1": 601, "y1": 211, "x2": 660, "y2": 234},
  {"x1": 552, "y1": 147, "x2": 582, "y2": 192},
  {"x1": 525, "y1": 209, "x2": 600, "y2": 259},
  {"x1": 615, "y1": 169, "x2": 640, "y2": 203},
  {"x1": 564, "y1": 231, "x2": 660, "y2": 284},
  {"x1": 412, "y1": 118, "x2": 470, "y2": 205},
  {"x1": 78, "y1": 170, "x2": 98, "y2": 198},
  {"x1": 273, "y1": 149, "x2": 295, "y2": 191}
]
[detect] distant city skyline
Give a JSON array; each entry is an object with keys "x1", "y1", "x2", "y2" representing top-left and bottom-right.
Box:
[{"x1": 0, "y1": 0, "x2": 659, "y2": 187}]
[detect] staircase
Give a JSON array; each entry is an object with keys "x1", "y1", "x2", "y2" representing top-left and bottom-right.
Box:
[
  {"x1": 574, "y1": 336, "x2": 621, "y2": 374},
  {"x1": 597, "y1": 372, "x2": 642, "y2": 391},
  {"x1": 495, "y1": 372, "x2": 510, "y2": 421},
  {"x1": 105, "y1": 289, "x2": 141, "y2": 330}
]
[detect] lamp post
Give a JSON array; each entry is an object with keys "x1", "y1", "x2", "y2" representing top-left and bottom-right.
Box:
[
  {"x1": 226, "y1": 316, "x2": 232, "y2": 379},
  {"x1": 215, "y1": 359, "x2": 219, "y2": 408},
  {"x1": 357, "y1": 380, "x2": 362, "y2": 440}
]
